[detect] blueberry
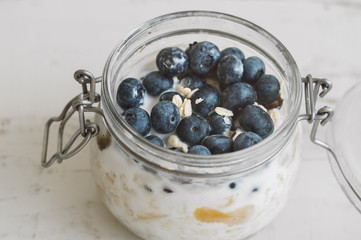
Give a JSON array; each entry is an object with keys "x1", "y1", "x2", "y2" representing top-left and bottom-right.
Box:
[
  {"x1": 237, "y1": 105, "x2": 274, "y2": 139},
  {"x1": 116, "y1": 78, "x2": 145, "y2": 109},
  {"x1": 185, "y1": 41, "x2": 198, "y2": 58},
  {"x1": 221, "y1": 82, "x2": 256, "y2": 111},
  {"x1": 169, "y1": 147, "x2": 184, "y2": 153},
  {"x1": 176, "y1": 115, "x2": 210, "y2": 145},
  {"x1": 151, "y1": 101, "x2": 180, "y2": 134},
  {"x1": 159, "y1": 91, "x2": 185, "y2": 102},
  {"x1": 229, "y1": 182, "x2": 236, "y2": 189},
  {"x1": 188, "y1": 41, "x2": 221, "y2": 75},
  {"x1": 142, "y1": 71, "x2": 173, "y2": 96},
  {"x1": 188, "y1": 145, "x2": 211, "y2": 155},
  {"x1": 201, "y1": 135, "x2": 232, "y2": 154},
  {"x1": 145, "y1": 135, "x2": 165, "y2": 147},
  {"x1": 190, "y1": 86, "x2": 219, "y2": 117},
  {"x1": 122, "y1": 107, "x2": 151, "y2": 136},
  {"x1": 156, "y1": 47, "x2": 188, "y2": 77},
  {"x1": 233, "y1": 132, "x2": 262, "y2": 151},
  {"x1": 178, "y1": 73, "x2": 207, "y2": 90},
  {"x1": 220, "y1": 47, "x2": 245, "y2": 62},
  {"x1": 207, "y1": 112, "x2": 232, "y2": 135},
  {"x1": 255, "y1": 74, "x2": 280, "y2": 106},
  {"x1": 242, "y1": 56, "x2": 265, "y2": 84},
  {"x1": 217, "y1": 55, "x2": 244, "y2": 85}
]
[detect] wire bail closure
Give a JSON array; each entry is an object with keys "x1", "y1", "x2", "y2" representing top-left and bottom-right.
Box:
[
  {"x1": 298, "y1": 74, "x2": 339, "y2": 163},
  {"x1": 41, "y1": 70, "x2": 103, "y2": 168},
  {"x1": 298, "y1": 74, "x2": 334, "y2": 148},
  {"x1": 298, "y1": 74, "x2": 334, "y2": 146}
]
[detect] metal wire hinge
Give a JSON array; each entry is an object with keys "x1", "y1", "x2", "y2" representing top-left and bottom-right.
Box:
[
  {"x1": 41, "y1": 70, "x2": 104, "y2": 168},
  {"x1": 298, "y1": 74, "x2": 335, "y2": 153}
]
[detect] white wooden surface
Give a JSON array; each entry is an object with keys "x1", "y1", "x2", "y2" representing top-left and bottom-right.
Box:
[{"x1": 1, "y1": 0, "x2": 361, "y2": 239}]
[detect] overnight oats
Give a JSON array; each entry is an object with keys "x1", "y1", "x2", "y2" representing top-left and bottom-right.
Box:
[{"x1": 89, "y1": 12, "x2": 303, "y2": 240}]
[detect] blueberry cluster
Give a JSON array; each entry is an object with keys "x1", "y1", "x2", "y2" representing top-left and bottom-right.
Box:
[{"x1": 116, "y1": 41, "x2": 282, "y2": 155}]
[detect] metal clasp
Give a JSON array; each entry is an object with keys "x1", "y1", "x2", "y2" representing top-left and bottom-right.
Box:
[
  {"x1": 41, "y1": 70, "x2": 104, "y2": 168},
  {"x1": 299, "y1": 74, "x2": 333, "y2": 122},
  {"x1": 298, "y1": 74, "x2": 336, "y2": 157}
]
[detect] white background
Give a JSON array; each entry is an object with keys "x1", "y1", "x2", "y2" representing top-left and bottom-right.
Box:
[{"x1": 1, "y1": 0, "x2": 361, "y2": 239}]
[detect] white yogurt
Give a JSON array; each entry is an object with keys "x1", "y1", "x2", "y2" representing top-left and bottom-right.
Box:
[{"x1": 90, "y1": 118, "x2": 302, "y2": 240}]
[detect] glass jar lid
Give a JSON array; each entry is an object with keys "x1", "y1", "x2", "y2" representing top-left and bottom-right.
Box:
[{"x1": 328, "y1": 81, "x2": 361, "y2": 213}]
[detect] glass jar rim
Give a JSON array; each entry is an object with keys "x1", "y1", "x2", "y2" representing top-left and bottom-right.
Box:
[{"x1": 101, "y1": 10, "x2": 302, "y2": 176}]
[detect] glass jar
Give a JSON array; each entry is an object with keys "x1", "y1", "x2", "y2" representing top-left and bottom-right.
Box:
[
  {"x1": 91, "y1": 11, "x2": 303, "y2": 240},
  {"x1": 41, "y1": 11, "x2": 353, "y2": 240}
]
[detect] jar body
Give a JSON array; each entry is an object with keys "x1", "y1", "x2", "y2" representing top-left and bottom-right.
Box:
[{"x1": 90, "y1": 119, "x2": 302, "y2": 240}]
